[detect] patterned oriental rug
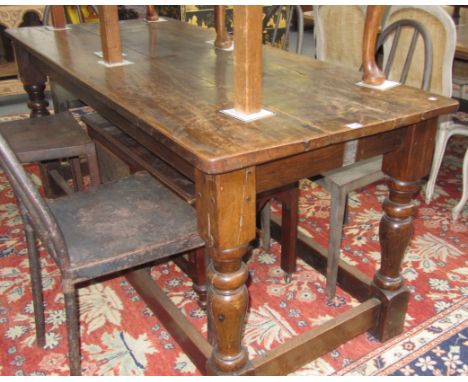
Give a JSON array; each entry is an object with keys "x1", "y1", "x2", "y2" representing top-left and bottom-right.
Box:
[{"x1": 0, "y1": 109, "x2": 466, "y2": 376}]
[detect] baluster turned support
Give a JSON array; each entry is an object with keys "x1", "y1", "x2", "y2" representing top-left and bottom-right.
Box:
[
  {"x1": 372, "y1": 118, "x2": 438, "y2": 341},
  {"x1": 197, "y1": 167, "x2": 256, "y2": 375},
  {"x1": 362, "y1": 5, "x2": 386, "y2": 85}
]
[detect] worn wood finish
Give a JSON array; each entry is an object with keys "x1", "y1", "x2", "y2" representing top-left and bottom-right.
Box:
[
  {"x1": 196, "y1": 167, "x2": 256, "y2": 374},
  {"x1": 98, "y1": 5, "x2": 122, "y2": 64},
  {"x1": 362, "y1": 5, "x2": 386, "y2": 85},
  {"x1": 6, "y1": 21, "x2": 457, "y2": 174},
  {"x1": 373, "y1": 118, "x2": 439, "y2": 341},
  {"x1": 7, "y1": 19, "x2": 459, "y2": 376},
  {"x1": 51, "y1": 5, "x2": 66, "y2": 29},
  {"x1": 214, "y1": 6, "x2": 232, "y2": 50},
  {"x1": 249, "y1": 298, "x2": 381, "y2": 375},
  {"x1": 12, "y1": 45, "x2": 49, "y2": 118},
  {"x1": 233, "y1": 6, "x2": 263, "y2": 114},
  {"x1": 0, "y1": 111, "x2": 100, "y2": 189}
]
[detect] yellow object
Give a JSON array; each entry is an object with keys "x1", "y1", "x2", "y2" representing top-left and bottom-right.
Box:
[{"x1": 65, "y1": 5, "x2": 99, "y2": 24}]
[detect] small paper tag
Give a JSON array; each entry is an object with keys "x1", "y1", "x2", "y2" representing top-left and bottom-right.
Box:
[{"x1": 346, "y1": 122, "x2": 363, "y2": 129}]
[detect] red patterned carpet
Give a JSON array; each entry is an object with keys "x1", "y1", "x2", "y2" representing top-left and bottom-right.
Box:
[{"x1": 0, "y1": 109, "x2": 466, "y2": 376}]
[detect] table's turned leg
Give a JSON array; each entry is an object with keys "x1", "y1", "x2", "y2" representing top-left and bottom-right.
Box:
[
  {"x1": 196, "y1": 167, "x2": 256, "y2": 375},
  {"x1": 372, "y1": 119, "x2": 438, "y2": 341},
  {"x1": 13, "y1": 44, "x2": 50, "y2": 117}
]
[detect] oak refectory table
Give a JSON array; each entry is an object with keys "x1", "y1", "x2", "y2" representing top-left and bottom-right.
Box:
[{"x1": 6, "y1": 19, "x2": 458, "y2": 375}]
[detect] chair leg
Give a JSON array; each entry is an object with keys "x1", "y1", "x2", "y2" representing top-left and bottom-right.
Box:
[
  {"x1": 64, "y1": 286, "x2": 81, "y2": 376},
  {"x1": 425, "y1": 127, "x2": 451, "y2": 204},
  {"x1": 260, "y1": 201, "x2": 271, "y2": 251},
  {"x1": 280, "y1": 186, "x2": 299, "y2": 282},
  {"x1": 85, "y1": 144, "x2": 101, "y2": 187},
  {"x1": 452, "y1": 148, "x2": 468, "y2": 220},
  {"x1": 21, "y1": 208, "x2": 46, "y2": 348},
  {"x1": 189, "y1": 248, "x2": 208, "y2": 308},
  {"x1": 70, "y1": 157, "x2": 84, "y2": 192},
  {"x1": 326, "y1": 183, "x2": 347, "y2": 299}
]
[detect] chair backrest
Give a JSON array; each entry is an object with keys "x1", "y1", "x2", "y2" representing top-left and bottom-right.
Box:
[
  {"x1": 383, "y1": 5, "x2": 456, "y2": 98},
  {"x1": 43, "y1": 5, "x2": 99, "y2": 26},
  {"x1": 263, "y1": 5, "x2": 304, "y2": 54},
  {"x1": 314, "y1": 5, "x2": 367, "y2": 70},
  {"x1": 377, "y1": 19, "x2": 433, "y2": 91},
  {"x1": 0, "y1": 131, "x2": 69, "y2": 269}
]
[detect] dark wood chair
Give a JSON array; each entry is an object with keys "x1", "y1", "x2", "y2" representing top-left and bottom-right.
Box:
[
  {"x1": 0, "y1": 127, "x2": 204, "y2": 375},
  {"x1": 0, "y1": 112, "x2": 100, "y2": 194},
  {"x1": 83, "y1": 113, "x2": 299, "y2": 295}
]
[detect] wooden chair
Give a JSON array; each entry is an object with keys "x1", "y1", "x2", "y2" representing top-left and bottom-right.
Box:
[
  {"x1": 0, "y1": 126, "x2": 204, "y2": 375},
  {"x1": 382, "y1": 6, "x2": 464, "y2": 220},
  {"x1": 0, "y1": 112, "x2": 100, "y2": 194},
  {"x1": 322, "y1": 18, "x2": 434, "y2": 298},
  {"x1": 83, "y1": 112, "x2": 299, "y2": 293},
  {"x1": 313, "y1": 5, "x2": 367, "y2": 69}
]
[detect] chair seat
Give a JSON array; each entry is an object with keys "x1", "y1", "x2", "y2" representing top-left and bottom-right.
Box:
[
  {"x1": 0, "y1": 112, "x2": 93, "y2": 163},
  {"x1": 322, "y1": 156, "x2": 383, "y2": 188},
  {"x1": 47, "y1": 171, "x2": 204, "y2": 282}
]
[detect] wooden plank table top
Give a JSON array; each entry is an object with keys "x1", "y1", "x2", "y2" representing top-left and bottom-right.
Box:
[
  {"x1": 6, "y1": 19, "x2": 456, "y2": 175},
  {"x1": 6, "y1": 18, "x2": 459, "y2": 376}
]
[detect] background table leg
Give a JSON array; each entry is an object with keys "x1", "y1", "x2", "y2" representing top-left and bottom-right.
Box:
[{"x1": 13, "y1": 44, "x2": 49, "y2": 117}]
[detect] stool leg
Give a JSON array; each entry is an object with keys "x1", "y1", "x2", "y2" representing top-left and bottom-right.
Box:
[
  {"x1": 21, "y1": 205, "x2": 46, "y2": 348},
  {"x1": 280, "y1": 186, "x2": 299, "y2": 282},
  {"x1": 85, "y1": 144, "x2": 101, "y2": 187},
  {"x1": 260, "y1": 201, "x2": 271, "y2": 251},
  {"x1": 452, "y1": 148, "x2": 468, "y2": 220},
  {"x1": 190, "y1": 248, "x2": 208, "y2": 308},
  {"x1": 326, "y1": 183, "x2": 347, "y2": 299},
  {"x1": 425, "y1": 127, "x2": 451, "y2": 204},
  {"x1": 64, "y1": 286, "x2": 81, "y2": 376},
  {"x1": 70, "y1": 157, "x2": 84, "y2": 192}
]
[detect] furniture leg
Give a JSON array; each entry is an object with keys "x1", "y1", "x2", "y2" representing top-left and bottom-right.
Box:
[
  {"x1": 64, "y1": 286, "x2": 81, "y2": 376},
  {"x1": 13, "y1": 44, "x2": 50, "y2": 117},
  {"x1": 21, "y1": 207, "x2": 46, "y2": 347},
  {"x1": 70, "y1": 157, "x2": 84, "y2": 192},
  {"x1": 190, "y1": 248, "x2": 208, "y2": 308},
  {"x1": 196, "y1": 168, "x2": 256, "y2": 375},
  {"x1": 85, "y1": 144, "x2": 101, "y2": 187},
  {"x1": 325, "y1": 183, "x2": 347, "y2": 299},
  {"x1": 260, "y1": 201, "x2": 271, "y2": 251},
  {"x1": 279, "y1": 186, "x2": 299, "y2": 281},
  {"x1": 452, "y1": 148, "x2": 468, "y2": 220},
  {"x1": 425, "y1": 126, "x2": 451, "y2": 203},
  {"x1": 372, "y1": 119, "x2": 438, "y2": 341}
]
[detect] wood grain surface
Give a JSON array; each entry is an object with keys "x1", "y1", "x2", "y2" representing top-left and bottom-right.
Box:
[{"x1": 6, "y1": 20, "x2": 457, "y2": 174}]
